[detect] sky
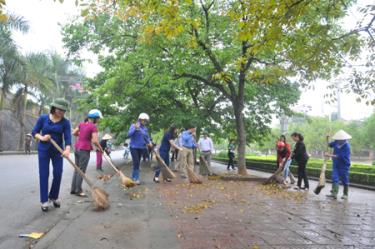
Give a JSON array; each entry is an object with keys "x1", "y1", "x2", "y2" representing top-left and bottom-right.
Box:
[{"x1": 4, "y1": 0, "x2": 374, "y2": 121}]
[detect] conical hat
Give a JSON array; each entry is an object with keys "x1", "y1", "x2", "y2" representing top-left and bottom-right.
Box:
[
  {"x1": 102, "y1": 134, "x2": 112, "y2": 140},
  {"x1": 332, "y1": 130, "x2": 352, "y2": 140}
]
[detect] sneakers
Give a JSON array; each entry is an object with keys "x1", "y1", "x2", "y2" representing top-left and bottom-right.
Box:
[
  {"x1": 41, "y1": 202, "x2": 49, "y2": 212},
  {"x1": 153, "y1": 177, "x2": 160, "y2": 183},
  {"x1": 135, "y1": 180, "x2": 141, "y2": 185},
  {"x1": 50, "y1": 199, "x2": 61, "y2": 208}
]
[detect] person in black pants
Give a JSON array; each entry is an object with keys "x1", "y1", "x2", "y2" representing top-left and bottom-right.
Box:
[
  {"x1": 227, "y1": 140, "x2": 236, "y2": 170},
  {"x1": 291, "y1": 132, "x2": 309, "y2": 191}
]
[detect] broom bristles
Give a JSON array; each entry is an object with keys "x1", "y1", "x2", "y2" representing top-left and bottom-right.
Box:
[
  {"x1": 155, "y1": 153, "x2": 176, "y2": 179},
  {"x1": 119, "y1": 171, "x2": 136, "y2": 188},
  {"x1": 91, "y1": 187, "x2": 109, "y2": 210},
  {"x1": 186, "y1": 166, "x2": 202, "y2": 184},
  {"x1": 160, "y1": 164, "x2": 176, "y2": 179},
  {"x1": 314, "y1": 185, "x2": 325, "y2": 195}
]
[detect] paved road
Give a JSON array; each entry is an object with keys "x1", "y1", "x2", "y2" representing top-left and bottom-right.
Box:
[
  {"x1": 0, "y1": 153, "x2": 374, "y2": 249},
  {"x1": 0, "y1": 151, "x2": 179, "y2": 249},
  {"x1": 210, "y1": 161, "x2": 375, "y2": 204}
]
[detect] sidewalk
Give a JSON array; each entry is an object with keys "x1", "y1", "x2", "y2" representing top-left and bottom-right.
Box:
[
  {"x1": 33, "y1": 152, "x2": 179, "y2": 249},
  {"x1": 30, "y1": 156, "x2": 375, "y2": 249}
]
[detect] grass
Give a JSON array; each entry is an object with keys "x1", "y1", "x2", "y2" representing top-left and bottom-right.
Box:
[{"x1": 215, "y1": 152, "x2": 375, "y2": 175}]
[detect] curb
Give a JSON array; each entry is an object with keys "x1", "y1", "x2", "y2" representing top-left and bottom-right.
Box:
[
  {"x1": 217, "y1": 174, "x2": 267, "y2": 182},
  {"x1": 212, "y1": 160, "x2": 375, "y2": 191},
  {"x1": 0, "y1": 151, "x2": 37, "y2": 155}
]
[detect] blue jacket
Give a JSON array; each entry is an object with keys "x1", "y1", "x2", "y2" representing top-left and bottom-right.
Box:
[
  {"x1": 31, "y1": 114, "x2": 72, "y2": 151},
  {"x1": 181, "y1": 130, "x2": 196, "y2": 149},
  {"x1": 128, "y1": 122, "x2": 150, "y2": 149},
  {"x1": 329, "y1": 141, "x2": 351, "y2": 167},
  {"x1": 159, "y1": 131, "x2": 173, "y2": 153}
]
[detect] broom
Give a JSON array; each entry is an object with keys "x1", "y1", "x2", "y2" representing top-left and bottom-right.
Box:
[
  {"x1": 98, "y1": 146, "x2": 136, "y2": 188},
  {"x1": 154, "y1": 152, "x2": 176, "y2": 180},
  {"x1": 199, "y1": 155, "x2": 211, "y2": 176},
  {"x1": 180, "y1": 149, "x2": 202, "y2": 184},
  {"x1": 314, "y1": 139, "x2": 330, "y2": 195},
  {"x1": 50, "y1": 139, "x2": 109, "y2": 210},
  {"x1": 186, "y1": 165, "x2": 202, "y2": 184}
]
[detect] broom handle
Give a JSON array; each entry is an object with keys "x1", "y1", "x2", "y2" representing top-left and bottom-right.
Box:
[
  {"x1": 50, "y1": 139, "x2": 94, "y2": 188},
  {"x1": 96, "y1": 145, "x2": 121, "y2": 175}
]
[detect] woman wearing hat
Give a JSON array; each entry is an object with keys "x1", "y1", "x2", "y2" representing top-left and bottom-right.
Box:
[
  {"x1": 71, "y1": 109, "x2": 102, "y2": 197},
  {"x1": 96, "y1": 133, "x2": 112, "y2": 171},
  {"x1": 32, "y1": 98, "x2": 72, "y2": 211},
  {"x1": 325, "y1": 130, "x2": 352, "y2": 200},
  {"x1": 128, "y1": 113, "x2": 152, "y2": 184}
]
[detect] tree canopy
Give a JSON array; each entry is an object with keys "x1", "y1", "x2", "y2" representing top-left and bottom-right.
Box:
[{"x1": 60, "y1": 0, "x2": 370, "y2": 174}]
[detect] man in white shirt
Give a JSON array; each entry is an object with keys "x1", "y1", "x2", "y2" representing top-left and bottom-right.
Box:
[{"x1": 198, "y1": 131, "x2": 214, "y2": 175}]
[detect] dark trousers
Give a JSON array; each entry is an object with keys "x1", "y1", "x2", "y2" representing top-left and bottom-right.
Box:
[
  {"x1": 71, "y1": 150, "x2": 90, "y2": 193},
  {"x1": 297, "y1": 160, "x2": 309, "y2": 189},
  {"x1": 154, "y1": 150, "x2": 169, "y2": 177},
  {"x1": 131, "y1": 148, "x2": 144, "y2": 181},
  {"x1": 227, "y1": 152, "x2": 235, "y2": 169},
  {"x1": 171, "y1": 150, "x2": 178, "y2": 162},
  {"x1": 142, "y1": 148, "x2": 149, "y2": 161},
  {"x1": 38, "y1": 148, "x2": 63, "y2": 203}
]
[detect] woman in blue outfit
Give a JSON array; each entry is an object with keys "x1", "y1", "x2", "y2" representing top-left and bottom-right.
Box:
[
  {"x1": 325, "y1": 130, "x2": 352, "y2": 200},
  {"x1": 32, "y1": 99, "x2": 72, "y2": 212},
  {"x1": 153, "y1": 125, "x2": 182, "y2": 183},
  {"x1": 127, "y1": 113, "x2": 152, "y2": 185}
]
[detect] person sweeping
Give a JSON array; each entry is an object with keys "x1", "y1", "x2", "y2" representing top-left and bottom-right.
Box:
[
  {"x1": 71, "y1": 109, "x2": 102, "y2": 197},
  {"x1": 32, "y1": 98, "x2": 71, "y2": 212},
  {"x1": 227, "y1": 139, "x2": 236, "y2": 170},
  {"x1": 198, "y1": 130, "x2": 214, "y2": 176},
  {"x1": 96, "y1": 134, "x2": 112, "y2": 171},
  {"x1": 153, "y1": 125, "x2": 182, "y2": 183},
  {"x1": 179, "y1": 124, "x2": 201, "y2": 183},
  {"x1": 278, "y1": 135, "x2": 295, "y2": 185},
  {"x1": 128, "y1": 113, "x2": 152, "y2": 185},
  {"x1": 325, "y1": 130, "x2": 352, "y2": 200}
]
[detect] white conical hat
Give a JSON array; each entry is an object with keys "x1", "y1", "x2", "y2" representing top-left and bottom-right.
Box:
[
  {"x1": 332, "y1": 130, "x2": 352, "y2": 140},
  {"x1": 102, "y1": 134, "x2": 112, "y2": 140}
]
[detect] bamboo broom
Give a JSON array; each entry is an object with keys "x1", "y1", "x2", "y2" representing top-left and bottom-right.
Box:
[
  {"x1": 154, "y1": 152, "x2": 176, "y2": 180},
  {"x1": 98, "y1": 146, "x2": 136, "y2": 188},
  {"x1": 314, "y1": 140, "x2": 329, "y2": 195},
  {"x1": 181, "y1": 149, "x2": 202, "y2": 184},
  {"x1": 50, "y1": 139, "x2": 109, "y2": 210},
  {"x1": 199, "y1": 155, "x2": 212, "y2": 176},
  {"x1": 186, "y1": 165, "x2": 202, "y2": 184}
]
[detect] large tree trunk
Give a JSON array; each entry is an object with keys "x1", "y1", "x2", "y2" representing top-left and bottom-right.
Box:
[{"x1": 233, "y1": 101, "x2": 247, "y2": 175}]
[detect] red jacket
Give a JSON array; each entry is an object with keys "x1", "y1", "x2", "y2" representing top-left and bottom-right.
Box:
[{"x1": 277, "y1": 143, "x2": 291, "y2": 164}]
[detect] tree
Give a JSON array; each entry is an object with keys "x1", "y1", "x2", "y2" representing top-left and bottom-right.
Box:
[
  {"x1": 62, "y1": 10, "x2": 299, "y2": 155},
  {"x1": 0, "y1": 14, "x2": 29, "y2": 108},
  {"x1": 63, "y1": 0, "x2": 364, "y2": 175}
]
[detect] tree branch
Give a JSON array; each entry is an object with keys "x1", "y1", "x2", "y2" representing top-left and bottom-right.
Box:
[{"x1": 173, "y1": 72, "x2": 231, "y2": 99}]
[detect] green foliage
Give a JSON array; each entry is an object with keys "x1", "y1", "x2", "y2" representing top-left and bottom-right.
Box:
[
  {"x1": 213, "y1": 154, "x2": 375, "y2": 175},
  {"x1": 61, "y1": 0, "x2": 367, "y2": 171}
]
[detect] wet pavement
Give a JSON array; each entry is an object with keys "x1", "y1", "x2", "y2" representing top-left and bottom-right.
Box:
[
  {"x1": 155, "y1": 161, "x2": 375, "y2": 249},
  {"x1": 0, "y1": 153, "x2": 374, "y2": 249}
]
